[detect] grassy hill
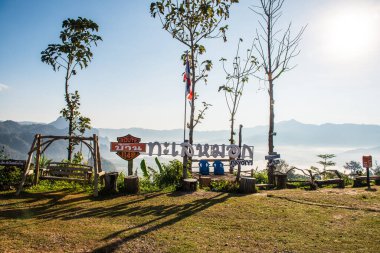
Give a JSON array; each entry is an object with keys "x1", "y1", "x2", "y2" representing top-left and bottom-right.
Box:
[{"x1": 1, "y1": 187, "x2": 379, "y2": 252}]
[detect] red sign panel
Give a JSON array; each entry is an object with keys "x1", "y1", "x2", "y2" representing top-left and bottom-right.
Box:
[
  {"x1": 111, "y1": 134, "x2": 143, "y2": 161},
  {"x1": 362, "y1": 155, "x2": 372, "y2": 168},
  {"x1": 110, "y1": 142, "x2": 146, "y2": 152},
  {"x1": 116, "y1": 151, "x2": 140, "y2": 161},
  {"x1": 117, "y1": 135, "x2": 141, "y2": 143}
]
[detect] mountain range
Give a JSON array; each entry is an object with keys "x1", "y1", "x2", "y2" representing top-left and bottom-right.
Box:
[{"x1": 1, "y1": 118, "x2": 379, "y2": 170}]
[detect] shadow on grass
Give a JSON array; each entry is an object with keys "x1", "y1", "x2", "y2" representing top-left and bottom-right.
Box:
[
  {"x1": 92, "y1": 192, "x2": 231, "y2": 253},
  {"x1": 0, "y1": 189, "x2": 233, "y2": 252}
]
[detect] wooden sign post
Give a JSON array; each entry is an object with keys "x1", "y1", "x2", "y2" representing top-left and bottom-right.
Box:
[
  {"x1": 362, "y1": 155, "x2": 372, "y2": 190},
  {"x1": 110, "y1": 134, "x2": 146, "y2": 176}
]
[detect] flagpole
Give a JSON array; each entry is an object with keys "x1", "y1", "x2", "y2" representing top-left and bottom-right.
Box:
[{"x1": 183, "y1": 85, "x2": 187, "y2": 142}]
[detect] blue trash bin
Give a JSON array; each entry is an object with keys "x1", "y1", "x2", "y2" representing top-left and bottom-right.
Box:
[
  {"x1": 199, "y1": 160, "x2": 210, "y2": 175},
  {"x1": 213, "y1": 160, "x2": 224, "y2": 175}
]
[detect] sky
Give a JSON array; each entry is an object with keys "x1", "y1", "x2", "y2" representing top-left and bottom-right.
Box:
[{"x1": 0, "y1": 0, "x2": 379, "y2": 131}]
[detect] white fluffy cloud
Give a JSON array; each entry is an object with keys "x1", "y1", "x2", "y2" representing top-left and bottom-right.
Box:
[{"x1": 0, "y1": 83, "x2": 9, "y2": 92}]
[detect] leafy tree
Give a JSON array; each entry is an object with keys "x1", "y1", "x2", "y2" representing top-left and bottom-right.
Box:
[
  {"x1": 150, "y1": 0, "x2": 238, "y2": 147},
  {"x1": 250, "y1": 0, "x2": 306, "y2": 184},
  {"x1": 0, "y1": 146, "x2": 8, "y2": 160},
  {"x1": 343, "y1": 160, "x2": 363, "y2": 176},
  {"x1": 41, "y1": 17, "x2": 102, "y2": 161},
  {"x1": 371, "y1": 161, "x2": 380, "y2": 176},
  {"x1": 317, "y1": 154, "x2": 336, "y2": 172},
  {"x1": 219, "y1": 38, "x2": 259, "y2": 144}
]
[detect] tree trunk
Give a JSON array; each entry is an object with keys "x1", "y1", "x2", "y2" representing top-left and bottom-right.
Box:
[
  {"x1": 187, "y1": 42, "x2": 196, "y2": 175},
  {"x1": 239, "y1": 177, "x2": 257, "y2": 194},
  {"x1": 68, "y1": 116, "x2": 73, "y2": 161},
  {"x1": 267, "y1": 77, "x2": 275, "y2": 185},
  {"x1": 64, "y1": 65, "x2": 73, "y2": 161},
  {"x1": 230, "y1": 116, "x2": 235, "y2": 144},
  {"x1": 124, "y1": 176, "x2": 139, "y2": 194}
]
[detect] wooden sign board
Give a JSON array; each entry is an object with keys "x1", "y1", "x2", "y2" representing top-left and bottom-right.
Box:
[
  {"x1": 117, "y1": 135, "x2": 141, "y2": 143},
  {"x1": 110, "y1": 142, "x2": 146, "y2": 152},
  {"x1": 362, "y1": 156, "x2": 372, "y2": 168},
  {"x1": 111, "y1": 134, "x2": 143, "y2": 161},
  {"x1": 0, "y1": 159, "x2": 26, "y2": 167},
  {"x1": 116, "y1": 151, "x2": 140, "y2": 161}
]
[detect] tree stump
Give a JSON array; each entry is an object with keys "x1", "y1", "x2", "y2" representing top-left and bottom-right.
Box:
[
  {"x1": 199, "y1": 176, "x2": 211, "y2": 188},
  {"x1": 124, "y1": 176, "x2": 139, "y2": 194},
  {"x1": 353, "y1": 178, "x2": 364, "y2": 188},
  {"x1": 183, "y1": 178, "x2": 197, "y2": 191},
  {"x1": 337, "y1": 179, "x2": 345, "y2": 188},
  {"x1": 239, "y1": 177, "x2": 257, "y2": 194},
  {"x1": 275, "y1": 174, "x2": 287, "y2": 189},
  {"x1": 104, "y1": 172, "x2": 119, "y2": 193}
]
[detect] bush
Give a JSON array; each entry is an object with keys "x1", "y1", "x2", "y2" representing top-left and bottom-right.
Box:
[
  {"x1": 153, "y1": 160, "x2": 184, "y2": 189},
  {"x1": 0, "y1": 166, "x2": 23, "y2": 189},
  {"x1": 137, "y1": 159, "x2": 189, "y2": 193},
  {"x1": 252, "y1": 170, "x2": 268, "y2": 184},
  {"x1": 210, "y1": 179, "x2": 239, "y2": 193},
  {"x1": 28, "y1": 179, "x2": 93, "y2": 193},
  {"x1": 342, "y1": 174, "x2": 353, "y2": 186}
]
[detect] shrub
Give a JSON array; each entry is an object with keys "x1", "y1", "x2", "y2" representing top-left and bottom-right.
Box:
[
  {"x1": 342, "y1": 174, "x2": 353, "y2": 186},
  {"x1": 252, "y1": 170, "x2": 268, "y2": 184},
  {"x1": 28, "y1": 179, "x2": 93, "y2": 193},
  {"x1": 210, "y1": 179, "x2": 239, "y2": 193},
  {"x1": 0, "y1": 166, "x2": 23, "y2": 189},
  {"x1": 153, "y1": 160, "x2": 184, "y2": 189},
  {"x1": 137, "y1": 159, "x2": 188, "y2": 193}
]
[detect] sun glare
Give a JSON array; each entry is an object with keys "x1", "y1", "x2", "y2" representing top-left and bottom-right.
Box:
[{"x1": 321, "y1": 3, "x2": 380, "y2": 61}]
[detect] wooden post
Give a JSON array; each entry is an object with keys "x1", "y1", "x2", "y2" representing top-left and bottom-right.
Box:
[
  {"x1": 93, "y1": 134, "x2": 99, "y2": 197},
  {"x1": 183, "y1": 178, "x2": 197, "y2": 191},
  {"x1": 366, "y1": 166, "x2": 371, "y2": 191},
  {"x1": 16, "y1": 135, "x2": 38, "y2": 195},
  {"x1": 275, "y1": 174, "x2": 287, "y2": 189},
  {"x1": 236, "y1": 124, "x2": 243, "y2": 181},
  {"x1": 183, "y1": 155, "x2": 188, "y2": 179},
  {"x1": 239, "y1": 177, "x2": 257, "y2": 194},
  {"x1": 199, "y1": 176, "x2": 211, "y2": 188},
  {"x1": 96, "y1": 140, "x2": 102, "y2": 172},
  {"x1": 182, "y1": 139, "x2": 189, "y2": 179},
  {"x1": 104, "y1": 172, "x2": 118, "y2": 193},
  {"x1": 127, "y1": 160, "x2": 133, "y2": 176},
  {"x1": 33, "y1": 134, "x2": 41, "y2": 185},
  {"x1": 124, "y1": 175, "x2": 139, "y2": 194},
  {"x1": 96, "y1": 139, "x2": 104, "y2": 185}
]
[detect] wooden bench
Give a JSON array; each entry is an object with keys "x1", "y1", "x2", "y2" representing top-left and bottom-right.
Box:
[
  {"x1": 315, "y1": 178, "x2": 345, "y2": 188},
  {"x1": 353, "y1": 176, "x2": 380, "y2": 187},
  {"x1": 40, "y1": 163, "x2": 93, "y2": 183}
]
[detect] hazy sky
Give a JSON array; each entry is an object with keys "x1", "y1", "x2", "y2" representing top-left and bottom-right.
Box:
[{"x1": 0, "y1": 0, "x2": 379, "y2": 130}]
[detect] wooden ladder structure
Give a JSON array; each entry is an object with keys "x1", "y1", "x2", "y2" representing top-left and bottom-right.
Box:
[{"x1": 15, "y1": 134, "x2": 105, "y2": 197}]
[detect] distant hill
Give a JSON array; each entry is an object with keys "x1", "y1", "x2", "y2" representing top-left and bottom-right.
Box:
[
  {"x1": 49, "y1": 117, "x2": 68, "y2": 129},
  {"x1": 0, "y1": 120, "x2": 115, "y2": 171},
  {"x1": 1, "y1": 118, "x2": 380, "y2": 169},
  {"x1": 99, "y1": 119, "x2": 380, "y2": 148}
]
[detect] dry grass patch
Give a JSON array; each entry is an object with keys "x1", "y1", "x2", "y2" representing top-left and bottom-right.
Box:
[{"x1": 0, "y1": 187, "x2": 379, "y2": 253}]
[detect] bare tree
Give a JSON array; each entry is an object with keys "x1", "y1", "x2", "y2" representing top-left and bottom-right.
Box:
[
  {"x1": 219, "y1": 38, "x2": 259, "y2": 144},
  {"x1": 250, "y1": 0, "x2": 306, "y2": 184},
  {"x1": 150, "y1": 0, "x2": 238, "y2": 146}
]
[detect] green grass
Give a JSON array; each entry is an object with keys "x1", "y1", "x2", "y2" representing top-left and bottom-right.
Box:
[{"x1": 0, "y1": 187, "x2": 379, "y2": 252}]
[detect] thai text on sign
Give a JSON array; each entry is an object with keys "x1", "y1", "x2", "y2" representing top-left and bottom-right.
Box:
[
  {"x1": 141, "y1": 142, "x2": 253, "y2": 159},
  {"x1": 362, "y1": 156, "x2": 372, "y2": 168},
  {"x1": 110, "y1": 143, "x2": 146, "y2": 152}
]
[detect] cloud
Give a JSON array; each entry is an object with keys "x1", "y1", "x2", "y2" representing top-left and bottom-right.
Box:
[{"x1": 0, "y1": 83, "x2": 9, "y2": 92}]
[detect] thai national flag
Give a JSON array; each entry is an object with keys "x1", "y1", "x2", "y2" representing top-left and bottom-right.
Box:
[{"x1": 183, "y1": 54, "x2": 193, "y2": 101}]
